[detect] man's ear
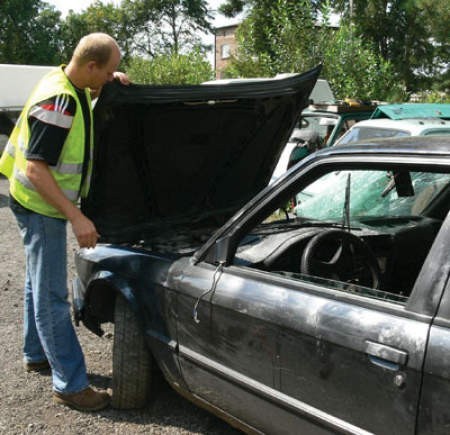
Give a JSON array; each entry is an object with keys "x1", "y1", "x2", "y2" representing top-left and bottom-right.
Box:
[{"x1": 86, "y1": 60, "x2": 97, "y2": 73}]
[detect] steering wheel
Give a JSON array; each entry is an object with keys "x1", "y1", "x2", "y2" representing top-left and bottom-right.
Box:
[{"x1": 300, "y1": 229, "x2": 380, "y2": 289}]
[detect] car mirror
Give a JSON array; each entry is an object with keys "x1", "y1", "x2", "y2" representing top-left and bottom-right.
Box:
[
  {"x1": 394, "y1": 170, "x2": 414, "y2": 197},
  {"x1": 381, "y1": 170, "x2": 414, "y2": 198}
]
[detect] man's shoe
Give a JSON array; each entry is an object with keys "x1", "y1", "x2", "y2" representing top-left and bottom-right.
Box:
[
  {"x1": 24, "y1": 360, "x2": 50, "y2": 373},
  {"x1": 53, "y1": 386, "x2": 111, "y2": 412}
]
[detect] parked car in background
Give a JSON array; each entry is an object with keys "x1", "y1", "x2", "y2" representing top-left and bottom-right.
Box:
[
  {"x1": 370, "y1": 103, "x2": 450, "y2": 120},
  {"x1": 335, "y1": 103, "x2": 450, "y2": 146},
  {"x1": 0, "y1": 64, "x2": 54, "y2": 154},
  {"x1": 71, "y1": 63, "x2": 450, "y2": 434},
  {"x1": 335, "y1": 118, "x2": 450, "y2": 145},
  {"x1": 271, "y1": 100, "x2": 377, "y2": 182},
  {"x1": 291, "y1": 100, "x2": 378, "y2": 147}
]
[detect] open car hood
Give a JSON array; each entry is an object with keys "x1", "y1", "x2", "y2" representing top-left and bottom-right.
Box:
[{"x1": 82, "y1": 66, "x2": 321, "y2": 243}]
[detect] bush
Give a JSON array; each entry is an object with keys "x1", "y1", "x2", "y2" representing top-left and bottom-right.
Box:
[
  {"x1": 410, "y1": 91, "x2": 450, "y2": 103},
  {"x1": 321, "y1": 23, "x2": 406, "y2": 101},
  {"x1": 126, "y1": 49, "x2": 213, "y2": 85}
]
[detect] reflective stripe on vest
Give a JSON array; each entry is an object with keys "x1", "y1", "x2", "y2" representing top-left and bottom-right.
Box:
[
  {"x1": 50, "y1": 161, "x2": 84, "y2": 175},
  {"x1": 4, "y1": 140, "x2": 15, "y2": 158},
  {"x1": 14, "y1": 168, "x2": 78, "y2": 201},
  {"x1": 13, "y1": 167, "x2": 79, "y2": 201},
  {"x1": 29, "y1": 105, "x2": 73, "y2": 129}
]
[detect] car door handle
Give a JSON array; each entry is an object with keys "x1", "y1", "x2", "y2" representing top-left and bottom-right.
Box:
[{"x1": 365, "y1": 340, "x2": 408, "y2": 368}]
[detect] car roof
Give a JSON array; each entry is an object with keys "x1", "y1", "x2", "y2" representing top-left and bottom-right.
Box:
[
  {"x1": 371, "y1": 103, "x2": 450, "y2": 120},
  {"x1": 319, "y1": 135, "x2": 450, "y2": 158},
  {"x1": 346, "y1": 117, "x2": 450, "y2": 134},
  {"x1": 303, "y1": 105, "x2": 375, "y2": 116}
]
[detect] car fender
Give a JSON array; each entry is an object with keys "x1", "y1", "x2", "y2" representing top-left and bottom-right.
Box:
[{"x1": 77, "y1": 267, "x2": 186, "y2": 389}]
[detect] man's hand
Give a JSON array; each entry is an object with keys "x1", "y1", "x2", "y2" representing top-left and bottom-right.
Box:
[
  {"x1": 70, "y1": 212, "x2": 100, "y2": 249},
  {"x1": 113, "y1": 71, "x2": 130, "y2": 85},
  {"x1": 90, "y1": 71, "x2": 130, "y2": 99},
  {"x1": 26, "y1": 160, "x2": 100, "y2": 248}
]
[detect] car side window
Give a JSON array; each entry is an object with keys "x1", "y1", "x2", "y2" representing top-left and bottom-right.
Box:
[{"x1": 234, "y1": 168, "x2": 450, "y2": 304}]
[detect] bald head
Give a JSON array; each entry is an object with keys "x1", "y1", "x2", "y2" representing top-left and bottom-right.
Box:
[
  {"x1": 65, "y1": 32, "x2": 122, "y2": 91},
  {"x1": 72, "y1": 33, "x2": 120, "y2": 68}
]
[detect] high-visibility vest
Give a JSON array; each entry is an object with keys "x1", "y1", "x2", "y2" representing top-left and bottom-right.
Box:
[{"x1": 0, "y1": 66, "x2": 93, "y2": 219}]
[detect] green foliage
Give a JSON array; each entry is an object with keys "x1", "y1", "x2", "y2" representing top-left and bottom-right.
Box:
[
  {"x1": 219, "y1": 0, "x2": 246, "y2": 17},
  {"x1": 224, "y1": 1, "x2": 403, "y2": 101},
  {"x1": 125, "y1": 48, "x2": 213, "y2": 84},
  {"x1": 2, "y1": 0, "x2": 447, "y2": 99},
  {"x1": 60, "y1": 2, "x2": 128, "y2": 62},
  {"x1": 412, "y1": 91, "x2": 450, "y2": 104},
  {"x1": 1, "y1": 0, "x2": 214, "y2": 82},
  {"x1": 221, "y1": 0, "x2": 449, "y2": 95},
  {"x1": 225, "y1": 0, "x2": 323, "y2": 78},
  {"x1": 119, "y1": 0, "x2": 212, "y2": 58},
  {"x1": 321, "y1": 22, "x2": 405, "y2": 101},
  {"x1": 330, "y1": 0, "x2": 449, "y2": 92},
  {"x1": 59, "y1": 0, "x2": 212, "y2": 61},
  {"x1": 0, "y1": 0, "x2": 63, "y2": 65}
]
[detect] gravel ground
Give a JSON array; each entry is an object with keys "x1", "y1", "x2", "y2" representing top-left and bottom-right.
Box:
[{"x1": 0, "y1": 176, "x2": 240, "y2": 435}]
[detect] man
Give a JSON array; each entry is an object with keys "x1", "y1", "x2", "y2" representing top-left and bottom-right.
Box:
[{"x1": 0, "y1": 33, "x2": 129, "y2": 411}]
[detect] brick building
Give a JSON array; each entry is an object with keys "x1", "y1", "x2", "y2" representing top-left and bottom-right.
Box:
[{"x1": 214, "y1": 23, "x2": 239, "y2": 79}]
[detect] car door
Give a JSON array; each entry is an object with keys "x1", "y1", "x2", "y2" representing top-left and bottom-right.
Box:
[
  {"x1": 246, "y1": 168, "x2": 449, "y2": 434},
  {"x1": 172, "y1": 258, "x2": 316, "y2": 434},
  {"x1": 172, "y1": 254, "x2": 439, "y2": 435},
  {"x1": 274, "y1": 276, "x2": 431, "y2": 434},
  {"x1": 414, "y1": 219, "x2": 450, "y2": 435}
]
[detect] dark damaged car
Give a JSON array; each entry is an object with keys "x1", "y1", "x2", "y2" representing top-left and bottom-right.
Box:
[{"x1": 73, "y1": 67, "x2": 450, "y2": 434}]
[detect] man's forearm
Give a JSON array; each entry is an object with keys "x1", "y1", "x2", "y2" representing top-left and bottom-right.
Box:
[{"x1": 25, "y1": 160, "x2": 99, "y2": 248}]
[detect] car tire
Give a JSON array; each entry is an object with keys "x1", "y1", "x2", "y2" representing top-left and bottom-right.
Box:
[{"x1": 112, "y1": 294, "x2": 152, "y2": 409}]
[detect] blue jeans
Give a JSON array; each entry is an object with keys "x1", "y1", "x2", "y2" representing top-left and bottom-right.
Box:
[{"x1": 13, "y1": 209, "x2": 89, "y2": 394}]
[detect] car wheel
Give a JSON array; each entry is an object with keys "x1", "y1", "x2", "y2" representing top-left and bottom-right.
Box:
[{"x1": 112, "y1": 294, "x2": 152, "y2": 409}]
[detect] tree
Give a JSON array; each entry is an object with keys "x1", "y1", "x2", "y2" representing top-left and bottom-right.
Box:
[
  {"x1": 59, "y1": 0, "x2": 213, "y2": 62},
  {"x1": 416, "y1": 0, "x2": 450, "y2": 92},
  {"x1": 321, "y1": 21, "x2": 404, "y2": 100},
  {"x1": 224, "y1": 0, "x2": 323, "y2": 77},
  {"x1": 126, "y1": 47, "x2": 213, "y2": 84},
  {"x1": 330, "y1": 0, "x2": 448, "y2": 92},
  {"x1": 60, "y1": 1, "x2": 129, "y2": 62},
  {"x1": 120, "y1": 0, "x2": 213, "y2": 58},
  {"x1": 223, "y1": 0, "x2": 402, "y2": 100},
  {"x1": 222, "y1": 0, "x2": 449, "y2": 94},
  {"x1": 0, "y1": 0, "x2": 63, "y2": 64}
]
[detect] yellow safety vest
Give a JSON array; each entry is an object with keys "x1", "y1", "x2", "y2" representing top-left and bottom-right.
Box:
[{"x1": 0, "y1": 66, "x2": 93, "y2": 219}]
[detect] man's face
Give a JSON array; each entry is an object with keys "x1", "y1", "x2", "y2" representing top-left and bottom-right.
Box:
[{"x1": 87, "y1": 48, "x2": 121, "y2": 90}]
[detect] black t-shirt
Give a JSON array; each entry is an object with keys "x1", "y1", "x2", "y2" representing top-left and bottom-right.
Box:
[{"x1": 10, "y1": 88, "x2": 91, "y2": 213}]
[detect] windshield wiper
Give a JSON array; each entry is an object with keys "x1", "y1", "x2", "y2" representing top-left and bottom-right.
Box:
[{"x1": 342, "y1": 173, "x2": 351, "y2": 231}]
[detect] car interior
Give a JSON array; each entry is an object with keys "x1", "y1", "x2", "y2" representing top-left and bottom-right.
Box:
[{"x1": 233, "y1": 166, "x2": 450, "y2": 304}]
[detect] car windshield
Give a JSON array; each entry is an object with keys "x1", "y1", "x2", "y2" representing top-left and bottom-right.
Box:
[
  {"x1": 337, "y1": 126, "x2": 410, "y2": 145},
  {"x1": 295, "y1": 170, "x2": 450, "y2": 222}
]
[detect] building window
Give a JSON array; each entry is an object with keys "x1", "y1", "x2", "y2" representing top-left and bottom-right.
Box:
[{"x1": 221, "y1": 44, "x2": 231, "y2": 59}]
